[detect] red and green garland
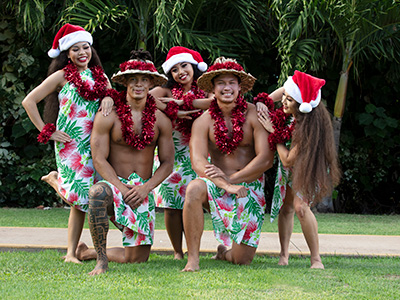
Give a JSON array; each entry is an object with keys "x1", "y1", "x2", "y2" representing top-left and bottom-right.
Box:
[
  {"x1": 109, "y1": 89, "x2": 157, "y2": 150},
  {"x1": 63, "y1": 61, "x2": 108, "y2": 101},
  {"x1": 254, "y1": 92, "x2": 295, "y2": 151},
  {"x1": 209, "y1": 95, "x2": 247, "y2": 155},
  {"x1": 171, "y1": 81, "x2": 205, "y2": 138}
]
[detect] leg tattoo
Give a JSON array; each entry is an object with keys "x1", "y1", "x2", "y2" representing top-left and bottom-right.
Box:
[{"x1": 88, "y1": 184, "x2": 113, "y2": 272}]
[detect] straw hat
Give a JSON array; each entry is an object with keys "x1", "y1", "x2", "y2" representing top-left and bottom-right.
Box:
[
  {"x1": 112, "y1": 59, "x2": 167, "y2": 87},
  {"x1": 197, "y1": 57, "x2": 256, "y2": 93}
]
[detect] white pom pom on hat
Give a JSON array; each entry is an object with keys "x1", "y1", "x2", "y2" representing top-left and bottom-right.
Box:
[
  {"x1": 197, "y1": 61, "x2": 208, "y2": 72},
  {"x1": 283, "y1": 70, "x2": 326, "y2": 113},
  {"x1": 162, "y1": 46, "x2": 207, "y2": 74},
  {"x1": 48, "y1": 23, "x2": 93, "y2": 58}
]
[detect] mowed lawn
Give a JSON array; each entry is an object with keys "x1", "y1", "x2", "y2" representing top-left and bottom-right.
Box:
[
  {"x1": 0, "y1": 208, "x2": 399, "y2": 235},
  {"x1": 1, "y1": 208, "x2": 399, "y2": 299}
]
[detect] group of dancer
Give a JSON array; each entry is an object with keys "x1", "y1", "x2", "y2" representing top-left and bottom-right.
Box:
[{"x1": 22, "y1": 24, "x2": 340, "y2": 275}]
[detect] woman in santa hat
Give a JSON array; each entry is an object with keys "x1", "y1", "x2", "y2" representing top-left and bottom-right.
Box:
[
  {"x1": 22, "y1": 23, "x2": 113, "y2": 264},
  {"x1": 257, "y1": 70, "x2": 340, "y2": 268},
  {"x1": 149, "y1": 46, "x2": 213, "y2": 260}
]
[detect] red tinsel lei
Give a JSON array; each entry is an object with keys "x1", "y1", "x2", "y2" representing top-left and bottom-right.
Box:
[
  {"x1": 63, "y1": 62, "x2": 108, "y2": 101},
  {"x1": 164, "y1": 101, "x2": 179, "y2": 121},
  {"x1": 252, "y1": 92, "x2": 295, "y2": 151},
  {"x1": 267, "y1": 108, "x2": 296, "y2": 151},
  {"x1": 209, "y1": 95, "x2": 247, "y2": 155},
  {"x1": 171, "y1": 81, "x2": 205, "y2": 138},
  {"x1": 37, "y1": 123, "x2": 56, "y2": 144},
  {"x1": 111, "y1": 90, "x2": 157, "y2": 150}
]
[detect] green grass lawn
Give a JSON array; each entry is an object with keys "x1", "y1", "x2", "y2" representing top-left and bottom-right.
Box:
[
  {"x1": 0, "y1": 208, "x2": 399, "y2": 235},
  {"x1": 1, "y1": 250, "x2": 399, "y2": 299}
]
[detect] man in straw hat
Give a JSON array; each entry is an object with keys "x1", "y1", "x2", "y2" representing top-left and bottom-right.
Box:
[
  {"x1": 182, "y1": 57, "x2": 274, "y2": 271},
  {"x1": 76, "y1": 50, "x2": 174, "y2": 275}
]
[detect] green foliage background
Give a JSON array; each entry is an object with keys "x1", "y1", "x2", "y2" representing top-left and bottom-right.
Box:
[{"x1": 0, "y1": 0, "x2": 399, "y2": 213}]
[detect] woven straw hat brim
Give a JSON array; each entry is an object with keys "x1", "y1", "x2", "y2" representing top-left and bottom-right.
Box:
[
  {"x1": 111, "y1": 70, "x2": 167, "y2": 87},
  {"x1": 197, "y1": 69, "x2": 256, "y2": 94}
]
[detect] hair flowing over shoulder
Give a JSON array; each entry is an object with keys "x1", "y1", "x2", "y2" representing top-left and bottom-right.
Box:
[
  {"x1": 43, "y1": 47, "x2": 103, "y2": 124},
  {"x1": 291, "y1": 102, "x2": 341, "y2": 202}
]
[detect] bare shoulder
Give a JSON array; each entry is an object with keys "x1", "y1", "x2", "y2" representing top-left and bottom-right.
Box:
[
  {"x1": 93, "y1": 107, "x2": 118, "y2": 129},
  {"x1": 193, "y1": 109, "x2": 211, "y2": 127},
  {"x1": 245, "y1": 102, "x2": 259, "y2": 121},
  {"x1": 155, "y1": 109, "x2": 173, "y2": 129}
]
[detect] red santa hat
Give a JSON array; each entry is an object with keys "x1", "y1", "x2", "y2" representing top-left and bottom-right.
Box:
[
  {"x1": 162, "y1": 46, "x2": 208, "y2": 74},
  {"x1": 48, "y1": 24, "x2": 93, "y2": 58},
  {"x1": 283, "y1": 70, "x2": 326, "y2": 113}
]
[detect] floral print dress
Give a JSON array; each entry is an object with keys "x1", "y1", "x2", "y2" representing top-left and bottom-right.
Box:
[{"x1": 55, "y1": 68, "x2": 102, "y2": 212}]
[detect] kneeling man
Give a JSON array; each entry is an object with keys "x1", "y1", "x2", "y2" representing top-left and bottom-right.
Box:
[
  {"x1": 182, "y1": 57, "x2": 274, "y2": 271},
  {"x1": 77, "y1": 50, "x2": 174, "y2": 275}
]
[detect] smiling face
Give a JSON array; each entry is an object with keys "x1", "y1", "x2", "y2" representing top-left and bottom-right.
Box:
[
  {"x1": 68, "y1": 42, "x2": 92, "y2": 72},
  {"x1": 170, "y1": 62, "x2": 194, "y2": 86},
  {"x1": 281, "y1": 91, "x2": 299, "y2": 115},
  {"x1": 212, "y1": 73, "x2": 241, "y2": 104},
  {"x1": 126, "y1": 74, "x2": 153, "y2": 101}
]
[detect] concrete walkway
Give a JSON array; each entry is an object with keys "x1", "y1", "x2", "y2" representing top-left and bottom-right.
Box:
[{"x1": 1, "y1": 227, "x2": 399, "y2": 257}]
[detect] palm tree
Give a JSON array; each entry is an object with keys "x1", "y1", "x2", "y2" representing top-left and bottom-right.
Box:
[
  {"x1": 58, "y1": 0, "x2": 263, "y2": 61},
  {"x1": 270, "y1": 0, "x2": 400, "y2": 211}
]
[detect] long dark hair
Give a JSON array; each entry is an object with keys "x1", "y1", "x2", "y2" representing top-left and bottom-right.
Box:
[
  {"x1": 43, "y1": 46, "x2": 102, "y2": 124},
  {"x1": 291, "y1": 102, "x2": 341, "y2": 202},
  {"x1": 165, "y1": 63, "x2": 203, "y2": 89}
]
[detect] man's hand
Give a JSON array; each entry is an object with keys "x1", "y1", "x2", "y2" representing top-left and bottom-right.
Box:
[
  {"x1": 205, "y1": 164, "x2": 230, "y2": 182},
  {"x1": 225, "y1": 184, "x2": 249, "y2": 198},
  {"x1": 121, "y1": 183, "x2": 151, "y2": 210}
]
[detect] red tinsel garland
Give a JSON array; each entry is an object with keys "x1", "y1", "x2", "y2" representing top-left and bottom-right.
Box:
[
  {"x1": 171, "y1": 81, "x2": 205, "y2": 138},
  {"x1": 37, "y1": 123, "x2": 56, "y2": 144},
  {"x1": 63, "y1": 62, "x2": 108, "y2": 101},
  {"x1": 209, "y1": 96, "x2": 247, "y2": 155},
  {"x1": 267, "y1": 108, "x2": 296, "y2": 151},
  {"x1": 111, "y1": 90, "x2": 157, "y2": 150},
  {"x1": 164, "y1": 101, "x2": 179, "y2": 121},
  {"x1": 253, "y1": 92, "x2": 295, "y2": 151}
]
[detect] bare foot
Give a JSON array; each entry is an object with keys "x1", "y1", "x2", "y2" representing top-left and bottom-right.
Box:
[
  {"x1": 75, "y1": 241, "x2": 90, "y2": 261},
  {"x1": 181, "y1": 258, "x2": 200, "y2": 272},
  {"x1": 278, "y1": 255, "x2": 289, "y2": 266},
  {"x1": 63, "y1": 254, "x2": 82, "y2": 264},
  {"x1": 310, "y1": 259, "x2": 325, "y2": 269},
  {"x1": 174, "y1": 251, "x2": 184, "y2": 260},
  {"x1": 41, "y1": 171, "x2": 58, "y2": 186},
  {"x1": 88, "y1": 261, "x2": 108, "y2": 276},
  {"x1": 211, "y1": 244, "x2": 227, "y2": 260}
]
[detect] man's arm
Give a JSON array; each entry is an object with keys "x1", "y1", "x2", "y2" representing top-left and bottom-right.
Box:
[
  {"x1": 229, "y1": 105, "x2": 274, "y2": 184},
  {"x1": 143, "y1": 111, "x2": 175, "y2": 191},
  {"x1": 91, "y1": 110, "x2": 128, "y2": 194},
  {"x1": 190, "y1": 113, "x2": 248, "y2": 197}
]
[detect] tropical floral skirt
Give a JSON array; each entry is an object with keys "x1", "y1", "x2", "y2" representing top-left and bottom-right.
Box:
[
  {"x1": 200, "y1": 176, "x2": 266, "y2": 248},
  {"x1": 100, "y1": 173, "x2": 155, "y2": 247},
  {"x1": 154, "y1": 129, "x2": 197, "y2": 209}
]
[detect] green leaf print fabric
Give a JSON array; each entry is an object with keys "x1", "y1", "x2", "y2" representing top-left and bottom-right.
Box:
[
  {"x1": 101, "y1": 173, "x2": 155, "y2": 247},
  {"x1": 154, "y1": 130, "x2": 197, "y2": 209},
  {"x1": 200, "y1": 176, "x2": 266, "y2": 248},
  {"x1": 55, "y1": 68, "x2": 102, "y2": 212}
]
